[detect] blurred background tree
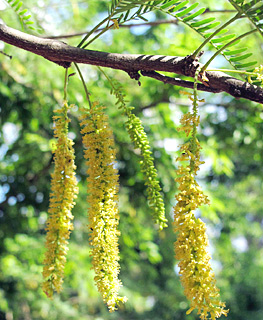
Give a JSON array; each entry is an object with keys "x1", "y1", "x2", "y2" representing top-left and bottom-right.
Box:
[{"x1": 0, "y1": 0, "x2": 263, "y2": 319}]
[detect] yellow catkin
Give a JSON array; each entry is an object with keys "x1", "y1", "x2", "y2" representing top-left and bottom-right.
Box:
[
  {"x1": 42, "y1": 102, "x2": 78, "y2": 298},
  {"x1": 174, "y1": 109, "x2": 228, "y2": 320},
  {"x1": 79, "y1": 102, "x2": 127, "y2": 312}
]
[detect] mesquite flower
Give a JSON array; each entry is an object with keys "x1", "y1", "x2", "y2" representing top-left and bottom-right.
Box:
[
  {"x1": 79, "y1": 102, "x2": 127, "y2": 312},
  {"x1": 174, "y1": 95, "x2": 228, "y2": 319},
  {"x1": 42, "y1": 102, "x2": 78, "y2": 298}
]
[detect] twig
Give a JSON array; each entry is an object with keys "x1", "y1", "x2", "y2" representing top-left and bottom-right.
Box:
[
  {"x1": 140, "y1": 70, "x2": 221, "y2": 93},
  {"x1": 0, "y1": 50, "x2": 12, "y2": 59},
  {"x1": 44, "y1": 19, "x2": 179, "y2": 40}
]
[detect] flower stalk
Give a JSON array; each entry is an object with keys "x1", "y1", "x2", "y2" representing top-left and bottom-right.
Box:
[
  {"x1": 79, "y1": 102, "x2": 127, "y2": 312},
  {"x1": 173, "y1": 82, "x2": 228, "y2": 319},
  {"x1": 42, "y1": 101, "x2": 79, "y2": 298}
]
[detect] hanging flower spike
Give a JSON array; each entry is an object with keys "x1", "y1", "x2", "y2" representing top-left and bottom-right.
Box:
[
  {"x1": 173, "y1": 92, "x2": 228, "y2": 319},
  {"x1": 96, "y1": 70, "x2": 167, "y2": 231},
  {"x1": 125, "y1": 110, "x2": 167, "y2": 230},
  {"x1": 79, "y1": 102, "x2": 127, "y2": 312},
  {"x1": 42, "y1": 101, "x2": 79, "y2": 298}
]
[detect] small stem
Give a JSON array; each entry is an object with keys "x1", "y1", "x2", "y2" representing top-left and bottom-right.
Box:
[
  {"x1": 189, "y1": 67, "x2": 200, "y2": 173},
  {"x1": 74, "y1": 63, "x2": 92, "y2": 108},
  {"x1": 82, "y1": 24, "x2": 114, "y2": 49},
  {"x1": 207, "y1": 68, "x2": 257, "y2": 76},
  {"x1": 98, "y1": 66, "x2": 129, "y2": 112},
  {"x1": 201, "y1": 29, "x2": 257, "y2": 72},
  {"x1": 98, "y1": 66, "x2": 114, "y2": 87},
  {"x1": 78, "y1": 0, "x2": 152, "y2": 49},
  {"x1": 63, "y1": 68, "x2": 68, "y2": 101},
  {"x1": 77, "y1": 16, "x2": 109, "y2": 48},
  {"x1": 193, "y1": 68, "x2": 200, "y2": 114},
  {"x1": 0, "y1": 50, "x2": 12, "y2": 59},
  {"x1": 78, "y1": 0, "x2": 124, "y2": 49},
  {"x1": 192, "y1": 12, "x2": 242, "y2": 57}
]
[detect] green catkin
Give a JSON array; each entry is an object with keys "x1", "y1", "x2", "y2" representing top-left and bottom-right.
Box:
[
  {"x1": 99, "y1": 71, "x2": 167, "y2": 230},
  {"x1": 79, "y1": 102, "x2": 127, "y2": 312},
  {"x1": 42, "y1": 101, "x2": 79, "y2": 298},
  {"x1": 173, "y1": 71, "x2": 228, "y2": 319},
  {"x1": 125, "y1": 110, "x2": 167, "y2": 230}
]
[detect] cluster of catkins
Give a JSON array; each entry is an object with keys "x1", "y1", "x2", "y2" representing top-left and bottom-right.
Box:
[
  {"x1": 42, "y1": 86, "x2": 228, "y2": 319},
  {"x1": 42, "y1": 98, "x2": 166, "y2": 311}
]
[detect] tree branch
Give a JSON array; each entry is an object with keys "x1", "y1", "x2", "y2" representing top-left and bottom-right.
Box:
[
  {"x1": 0, "y1": 23, "x2": 262, "y2": 104},
  {"x1": 140, "y1": 70, "x2": 221, "y2": 93}
]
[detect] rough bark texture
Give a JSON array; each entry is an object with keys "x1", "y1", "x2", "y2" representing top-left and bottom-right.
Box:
[{"x1": 0, "y1": 23, "x2": 262, "y2": 103}]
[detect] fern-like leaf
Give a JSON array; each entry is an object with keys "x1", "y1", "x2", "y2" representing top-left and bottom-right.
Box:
[
  {"x1": 111, "y1": 0, "x2": 152, "y2": 22},
  {"x1": 229, "y1": 0, "x2": 263, "y2": 37},
  {"x1": 110, "y1": 0, "x2": 175, "y2": 24},
  {"x1": 6, "y1": 0, "x2": 34, "y2": 29},
  {"x1": 149, "y1": 1, "x2": 257, "y2": 72}
]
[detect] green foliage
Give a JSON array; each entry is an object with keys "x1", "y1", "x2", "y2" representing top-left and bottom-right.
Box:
[
  {"x1": 152, "y1": 0, "x2": 258, "y2": 71},
  {"x1": 109, "y1": 0, "x2": 163, "y2": 21},
  {"x1": 76, "y1": 0, "x2": 262, "y2": 76},
  {"x1": 80, "y1": 0, "x2": 262, "y2": 75},
  {"x1": 5, "y1": 0, "x2": 34, "y2": 29},
  {"x1": 229, "y1": 0, "x2": 263, "y2": 38}
]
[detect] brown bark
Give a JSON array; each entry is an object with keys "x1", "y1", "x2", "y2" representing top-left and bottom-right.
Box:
[{"x1": 0, "y1": 23, "x2": 262, "y2": 104}]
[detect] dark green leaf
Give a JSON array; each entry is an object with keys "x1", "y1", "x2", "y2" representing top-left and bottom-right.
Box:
[
  {"x1": 198, "y1": 22, "x2": 221, "y2": 33},
  {"x1": 224, "y1": 48, "x2": 248, "y2": 55},
  {"x1": 235, "y1": 61, "x2": 257, "y2": 68},
  {"x1": 160, "y1": 0, "x2": 181, "y2": 10},
  {"x1": 190, "y1": 17, "x2": 215, "y2": 27},
  {"x1": 183, "y1": 7, "x2": 206, "y2": 22},
  {"x1": 211, "y1": 34, "x2": 236, "y2": 43},
  {"x1": 176, "y1": 3, "x2": 199, "y2": 17},
  {"x1": 229, "y1": 53, "x2": 253, "y2": 62}
]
